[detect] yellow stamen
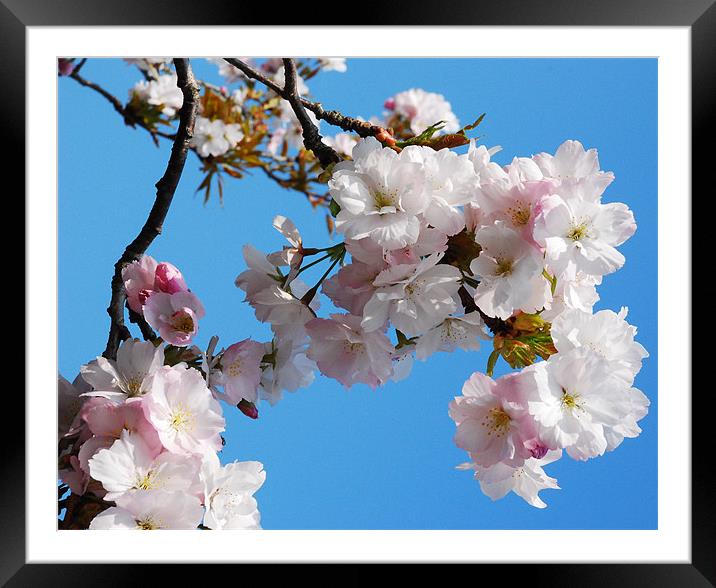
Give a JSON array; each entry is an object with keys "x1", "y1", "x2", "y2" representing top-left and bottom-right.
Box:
[{"x1": 481, "y1": 407, "x2": 511, "y2": 438}]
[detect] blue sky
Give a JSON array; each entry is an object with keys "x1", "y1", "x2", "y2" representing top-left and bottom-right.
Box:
[{"x1": 58, "y1": 57, "x2": 657, "y2": 529}]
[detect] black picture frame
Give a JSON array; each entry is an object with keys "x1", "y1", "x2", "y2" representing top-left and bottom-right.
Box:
[{"x1": 8, "y1": 1, "x2": 711, "y2": 585}]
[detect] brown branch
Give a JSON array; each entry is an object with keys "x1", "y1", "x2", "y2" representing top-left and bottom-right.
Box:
[
  {"x1": 457, "y1": 285, "x2": 508, "y2": 335},
  {"x1": 282, "y1": 58, "x2": 340, "y2": 168},
  {"x1": 257, "y1": 165, "x2": 331, "y2": 206},
  {"x1": 223, "y1": 57, "x2": 393, "y2": 141},
  {"x1": 102, "y1": 58, "x2": 199, "y2": 360},
  {"x1": 69, "y1": 68, "x2": 128, "y2": 121},
  {"x1": 128, "y1": 305, "x2": 157, "y2": 341},
  {"x1": 68, "y1": 64, "x2": 176, "y2": 146}
]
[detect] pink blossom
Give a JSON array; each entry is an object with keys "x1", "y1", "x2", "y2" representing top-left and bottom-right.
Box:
[
  {"x1": 84, "y1": 400, "x2": 163, "y2": 456},
  {"x1": 143, "y1": 291, "x2": 205, "y2": 347},
  {"x1": 64, "y1": 396, "x2": 113, "y2": 444},
  {"x1": 154, "y1": 262, "x2": 188, "y2": 294},
  {"x1": 477, "y1": 178, "x2": 557, "y2": 245},
  {"x1": 306, "y1": 314, "x2": 394, "y2": 389},
  {"x1": 143, "y1": 365, "x2": 225, "y2": 456},
  {"x1": 122, "y1": 255, "x2": 190, "y2": 314},
  {"x1": 122, "y1": 255, "x2": 158, "y2": 313},
  {"x1": 216, "y1": 339, "x2": 265, "y2": 404},
  {"x1": 449, "y1": 371, "x2": 539, "y2": 468},
  {"x1": 322, "y1": 261, "x2": 380, "y2": 316}
]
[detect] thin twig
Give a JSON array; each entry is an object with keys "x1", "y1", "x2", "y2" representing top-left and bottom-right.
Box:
[
  {"x1": 127, "y1": 306, "x2": 157, "y2": 341},
  {"x1": 68, "y1": 65, "x2": 176, "y2": 146},
  {"x1": 282, "y1": 59, "x2": 340, "y2": 167},
  {"x1": 102, "y1": 58, "x2": 199, "y2": 360},
  {"x1": 223, "y1": 58, "x2": 393, "y2": 141}
]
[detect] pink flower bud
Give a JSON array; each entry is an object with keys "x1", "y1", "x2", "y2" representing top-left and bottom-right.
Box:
[
  {"x1": 155, "y1": 262, "x2": 188, "y2": 294},
  {"x1": 238, "y1": 399, "x2": 259, "y2": 419},
  {"x1": 383, "y1": 97, "x2": 395, "y2": 110},
  {"x1": 58, "y1": 58, "x2": 75, "y2": 76}
]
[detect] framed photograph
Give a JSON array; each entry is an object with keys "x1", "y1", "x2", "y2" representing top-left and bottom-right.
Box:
[{"x1": 10, "y1": 0, "x2": 710, "y2": 584}]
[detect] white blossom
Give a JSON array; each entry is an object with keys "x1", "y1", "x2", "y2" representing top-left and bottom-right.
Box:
[
  {"x1": 201, "y1": 452, "x2": 265, "y2": 530},
  {"x1": 388, "y1": 88, "x2": 460, "y2": 135},
  {"x1": 80, "y1": 339, "x2": 164, "y2": 402},
  {"x1": 533, "y1": 183, "x2": 636, "y2": 277},
  {"x1": 131, "y1": 73, "x2": 183, "y2": 116},
  {"x1": 329, "y1": 137, "x2": 429, "y2": 249},
  {"x1": 458, "y1": 450, "x2": 562, "y2": 508},
  {"x1": 415, "y1": 312, "x2": 487, "y2": 360},
  {"x1": 89, "y1": 490, "x2": 203, "y2": 530},
  {"x1": 470, "y1": 222, "x2": 551, "y2": 320},
  {"x1": 362, "y1": 253, "x2": 461, "y2": 337},
  {"x1": 192, "y1": 116, "x2": 244, "y2": 158}
]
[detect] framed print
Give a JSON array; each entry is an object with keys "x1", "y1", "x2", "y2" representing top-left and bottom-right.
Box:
[{"x1": 9, "y1": 0, "x2": 712, "y2": 585}]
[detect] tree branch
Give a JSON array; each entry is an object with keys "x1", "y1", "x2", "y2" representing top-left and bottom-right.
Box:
[
  {"x1": 223, "y1": 58, "x2": 394, "y2": 142},
  {"x1": 282, "y1": 58, "x2": 340, "y2": 168},
  {"x1": 102, "y1": 58, "x2": 199, "y2": 360},
  {"x1": 68, "y1": 64, "x2": 175, "y2": 146},
  {"x1": 457, "y1": 285, "x2": 508, "y2": 335}
]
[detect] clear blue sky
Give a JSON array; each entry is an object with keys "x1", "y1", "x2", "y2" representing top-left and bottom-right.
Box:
[{"x1": 58, "y1": 57, "x2": 657, "y2": 530}]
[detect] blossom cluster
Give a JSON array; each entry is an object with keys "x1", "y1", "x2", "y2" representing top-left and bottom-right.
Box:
[
  {"x1": 130, "y1": 73, "x2": 184, "y2": 117},
  {"x1": 61, "y1": 61, "x2": 650, "y2": 518},
  {"x1": 58, "y1": 260, "x2": 266, "y2": 530},
  {"x1": 234, "y1": 136, "x2": 648, "y2": 508}
]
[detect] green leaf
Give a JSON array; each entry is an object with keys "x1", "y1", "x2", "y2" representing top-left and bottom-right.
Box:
[
  {"x1": 328, "y1": 198, "x2": 341, "y2": 218},
  {"x1": 486, "y1": 348, "x2": 501, "y2": 377},
  {"x1": 395, "y1": 120, "x2": 446, "y2": 148},
  {"x1": 459, "y1": 113, "x2": 486, "y2": 135}
]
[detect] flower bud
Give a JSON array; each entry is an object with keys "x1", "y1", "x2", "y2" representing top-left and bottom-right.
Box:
[
  {"x1": 238, "y1": 399, "x2": 259, "y2": 419},
  {"x1": 155, "y1": 262, "x2": 188, "y2": 294}
]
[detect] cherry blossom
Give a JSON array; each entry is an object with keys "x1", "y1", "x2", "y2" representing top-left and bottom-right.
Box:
[
  {"x1": 518, "y1": 348, "x2": 640, "y2": 461},
  {"x1": 258, "y1": 329, "x2": 316, "y2": 405},
  {"x1": 88, "y1": 430, "x2": 199, "y2": 500},
  {"x1": 361, "y1": 253, "x2": 461, "y2": 337},
  {"x1": 201, "y1": 452, "x2": 265, "y2": 530},
  {"x1": 60, "y1": 67, "x2": 652, "y2": 524},
  {"x1": 192, "y1": 116, "x2": 244, "y2": 158},
  {"x1": 458, "y1": 450, "x2": 562, "y2": 508},
  {"x1": 533, "y1": 183, "x2": 636, "y2": 277},
  {"x1": 533, "y1": 140, "x2": 615, "y2": 198},
  {"x1": 80, "y1": 338, "x2": 165, "y2": 401},
  {"x1": 131, "y1": 73, "x2": 183, "y2": 116},
  {"x1": 470, "y1": 222, "x2": 551, "y2": 320},
  {"x1": 329, "y1": 137, "x2": 429, "y2": 249},
  {"x1": 402, "y1": 145, "x2": 478, "y2": 235},
  {"x1": 58, "y1": 374, "x2": 90, "y2": 441},
  {"x1": 89, "y1": 490, "x2": 204, "y2": 530},
  {"x1": 449, "y1": 371, "x2": 537, "y2": 468},
  {"x1": 386, "y1": 88, "x2": 460, "y2": 135},
  {"x1": 214, "y1": 339, "x2": 265, "y2": 404},
  {"x1": 122, "y1": 255, "x2": 159, "y2": 313},
  {"x1": 142, "y1": 365, "x2": 225, "y2": 456},
  {"x1": 306, "y1": 314, "x2": 395, "y2": 389},
  {"x1": 414, "y1": 312, "x2": 488, "y2": 360},
  {"x1": 144, "y1": 291, "x2": 206, "y2": 347},
  {"x1": 550, "y1": 307, "x2": 648, "y2": 385},
  {"x1": 318, "y1": 57, "x2": 347, "y2": 72}
]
